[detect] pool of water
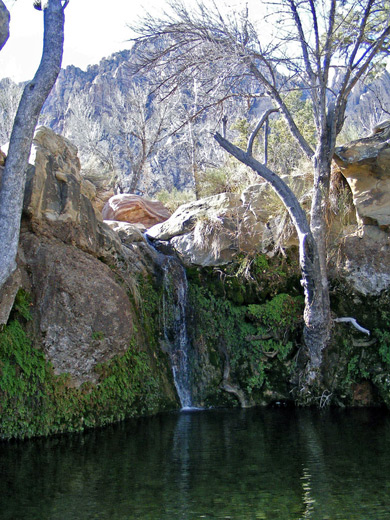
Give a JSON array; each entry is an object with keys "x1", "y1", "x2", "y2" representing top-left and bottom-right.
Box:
[{"x1": 1, "y1": 407, "x2": 390, "y2": 519}]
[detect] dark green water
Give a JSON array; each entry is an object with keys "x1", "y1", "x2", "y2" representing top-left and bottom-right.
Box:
[{"x1": 1, "y1": 408, "x2": 390, "y2": 520}]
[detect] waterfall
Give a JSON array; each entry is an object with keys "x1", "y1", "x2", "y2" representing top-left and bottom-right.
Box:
[{"x1": 162, "y1": 256, "x2": 193, "y2": 409}]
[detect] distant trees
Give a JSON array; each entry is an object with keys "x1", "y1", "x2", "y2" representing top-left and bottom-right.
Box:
[
  {"x1": 0, "y1": 79, "x2": 23, "y2": 146},
  {"x1": 62, "y1": 70, "x2": 226, "y2": 195},
  {"x1": 133, "y1": 0, "x2": 390, "y2": 389},
  {"x1": 63, "y1": 80, "x2": 182, "y2": 194},
  {"x1": 0, "y1": 0, "x2": 68, "y2": 294}
]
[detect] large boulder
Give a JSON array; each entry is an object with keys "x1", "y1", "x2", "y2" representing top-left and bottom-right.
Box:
[
  {"x1": 146, "y1": 186, "x2": 294, "y2": 267},
  {"x1": 330, "y1": 223, "x2": 390, "y2": 296},
  {"x1": 21, "y1": 232, "x2": 135, "y2": 386},
  {"x1": 23, "y1": 126, "x2": 123, "y2": 261},
  {"x1": 102, "y1": 194, "x2": 171, "y2": 228},
  {"x1": 334, "y1": 120, "x2": 390, "y2": 229}
]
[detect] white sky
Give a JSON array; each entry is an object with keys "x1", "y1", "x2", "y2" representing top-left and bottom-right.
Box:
[
  {"x1": 0, "y1": 0, "x2": 168, "y2": 82},
  {"x1": 0, "y1": 0, "x2": 266, "y2": 83}
]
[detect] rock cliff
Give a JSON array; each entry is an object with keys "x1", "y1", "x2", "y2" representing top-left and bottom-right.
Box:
[
  {"x1": 334, "y1": 120, "x2": 390, "y2": 295},
  {"x1": 19, "y1": 128, "x2": 173, "y2": 385},
  {"x1": 0, "y1": 127, "x2": 178, "y2": 438},
  {"x1": 3, "y1": 125, "x2": 390, "y2": 440}
]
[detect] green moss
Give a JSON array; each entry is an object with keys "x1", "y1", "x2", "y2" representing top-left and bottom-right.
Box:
[
  {"x1": 189, "y1": 278, "x2": 303, "y2": 404},
  {"x1": 247, "y1": 293, "x2": 303, "y2": 333},
  {"x1": 0, "y1": 278, "x2": 175, "y2": 440},
  {"x1": 13, "y1": 289, "x2": 33, "y2": 321},
  {"x1": 0, "y1": 317, "x2": 170, "y2": 440},
  {"x1": 91, "y1": 331, "x2": 105, "y2": 341}
]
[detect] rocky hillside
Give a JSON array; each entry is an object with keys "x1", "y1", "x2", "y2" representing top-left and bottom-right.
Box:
[{"x1": 2, "y1": 49, "x2": 390, "y2": 197}]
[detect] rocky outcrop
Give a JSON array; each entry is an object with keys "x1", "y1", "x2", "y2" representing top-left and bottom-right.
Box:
[
  {"x1": 104, "y1": 220, "x2": 145, "y2": 244},
  {"x1": 146, "y1": 184, "x2": 298, "y2": 266},
  {"x1": 4, "y1": 127, "x2": 172, "y2": 388},
  {"x1": 333, "y1": 121, "x2": 390, "y2": 295},
  {"x1": 335, "y1": 226, "x2": 390, "y2": 295},
  {"x1": 23, "y1": 126, "x2": 123, "y2": 263},
  {"x1": 334, "y1": 120, "x2": 390, "y2": 229},
  {"x1": 21, "y1": 232, "x2": 135, "y2": 386},
  {"x1": 102, "y1": 194, "x2": 171, "y2": 228}
]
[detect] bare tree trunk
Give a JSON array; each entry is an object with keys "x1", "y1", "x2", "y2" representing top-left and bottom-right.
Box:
[
  {"x1": 0, "y1": 0, "x2": 67, "y2": 290},
  {"x1": 0, "y1": 0, "x2": 9, "y2": 51},
  {"x1": 215, "y1": 132, "x2": 332, "y2": 381},
  {"x1": 264, "y1": 118, "x2": 269, "y2": 167},
  {"x1": 299, "y1": 140, "x2": 335, "y2": 380}
]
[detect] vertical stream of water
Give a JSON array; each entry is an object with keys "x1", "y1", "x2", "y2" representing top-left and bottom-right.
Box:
[{"x1": 161, "y1": 256, "x2": 193, "y2": 409}]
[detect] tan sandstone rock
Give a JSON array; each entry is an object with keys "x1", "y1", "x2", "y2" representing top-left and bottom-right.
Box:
[
  {"x1": 23, "y1": 127, "x2": 122, "y2": 261},
  {"x1": 334, "y1": 120, "x2": 390, "y2": 229},
  {"x1": 102, "y1": 194, "x2": 171, "y2": 228}
]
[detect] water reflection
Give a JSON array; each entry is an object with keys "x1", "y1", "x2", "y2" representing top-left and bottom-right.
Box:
[{"x1": 0, "y1": 408, "x2": 390, "y2": 519}]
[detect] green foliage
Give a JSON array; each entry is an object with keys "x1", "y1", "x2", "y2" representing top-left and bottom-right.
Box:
[
  {"x1": 196, "y1": 163, "x2": 257, "y2": 198},
  {"x1": 155, "y1": 187, "x2": 196, "y2": 212},
  {"x1": 189, "y1": 278, "x2": 303, "y2": 400},
  {"x1": 0, "y1": 317, "x2": 165, "y2": 439},
  {"x1": 231, "y1": 118, "x2": 250, "y2": 149},
  {"x1": 0, "y1": 282, "x2": 171, "y2": 440},
  {"x1": 83, "y1": 343, "x2": 161, "y2": 427},
  {"x1": 376, "y1": 327, "x2": 390, "y2": 365},
  {"x1": 136, "y1": 275, "x2": 162, "y2": 347},
  {"x1": 13, "y1": 289, "x2": 33, "y2": 321},
  {"x1": 217, "y1": 252, "x2": 301, "y2": 302},
  {"x1": 91, "y1": 331, "x2": 105, "y2": 341},
  {"x1": 247, "y1": 293, "x2": 303, "y2": 333},
  {"x1": 374, "y1": 306, "x2": 390, "y2": 366},
  {"x1": 267, "y1": 91, "x2": 316, "y2": 176}
]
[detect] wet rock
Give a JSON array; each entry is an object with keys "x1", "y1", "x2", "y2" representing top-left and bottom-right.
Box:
[{"x1": 352, "y1": 381, "x2": 375, "y2": 406}]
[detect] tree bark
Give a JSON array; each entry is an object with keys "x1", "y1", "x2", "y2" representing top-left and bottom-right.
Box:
[
  {"x1": 214, "y1": 132, "x2": 331, "y2": 380},
  {"x1": 0, "y1": 0, "x2": 9, "y2": 51},
  {"x1": 0, "y1": 0, "x2": 67, "y2": 290}
]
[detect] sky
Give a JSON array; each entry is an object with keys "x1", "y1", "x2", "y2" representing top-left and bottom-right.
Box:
[
  {"x1": 0, "y1": 0, "x2": 264, "y2": 82},
  {"x1": 0, "y1": 0, "x2": 167, "y2": 82}
]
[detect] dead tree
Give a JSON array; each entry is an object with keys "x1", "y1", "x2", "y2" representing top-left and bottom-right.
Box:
[
  {"x1": 132, "y1": 0, "x2": 390, "y2": 387},
  {"x1": 0, "y1": 0, "x2": 69, "y2": 292}
]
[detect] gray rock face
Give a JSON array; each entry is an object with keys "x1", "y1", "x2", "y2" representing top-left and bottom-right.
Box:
[
  {"x1": 6, "y1": 127, "x2": 167, "y2": 386},
  {"x1": 337, "y1": 226, "x2": 390, "y2": 295},
  {"x1": 22, "y1": 233, "x2": 134, "y2": 386},
  {"x1": 147, "y1": 185, "x2": 295, "y2": 266}
]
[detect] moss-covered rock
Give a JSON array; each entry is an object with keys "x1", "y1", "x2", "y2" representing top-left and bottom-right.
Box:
[
  {"x1": 0, "y1": 284, "x2": 177, "y2": 440},
  {"x1": 187, "y1": 254, "x2": 304, "y2": 408}
]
